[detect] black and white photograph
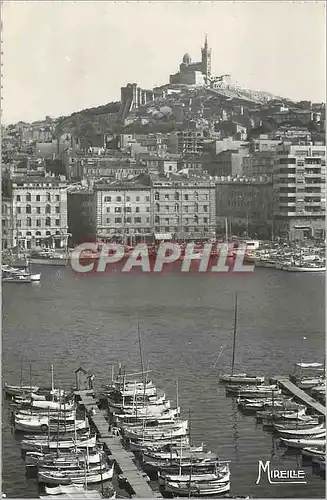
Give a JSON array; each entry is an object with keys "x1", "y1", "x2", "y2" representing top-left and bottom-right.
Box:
[{"x1": 1, "y1": 1, "x2": 326, "y2": 499}]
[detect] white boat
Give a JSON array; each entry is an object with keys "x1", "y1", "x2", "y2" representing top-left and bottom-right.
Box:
[
  {"x1": 14, "y1": 415, "x2": 87, "y2": 433},
  {"x1": 273, "y1": 419, "x2": 320, "y2": 431},
  {"x1": 278, "y1": 425, "x2": 325, "y2": 438},
  {"x1": 2, "y1": 273, "x2": 32, "y2": 283},
  {"x1": 283, "y1": 264, "x2": 325, "y2": 272},
  {"x1": 165, "y1": 479, "x2": 230, "y2": 496},
  {"x1": 301, "y1": 446, "x2": 325, "y2": 460},
  {"x1": 16, "y1": 409, "x2": 76, "y2": 419},
  {"x1": 280, "y1": 437, "x2": 326, "y2": 449},
  {"x1": 115, "y1": 407, "x2": 179, "y2": 424},
  {"x1": 21, "y1": 435, "x2": 96, "y2": 452},
  {"x1": 159, "y1": 466, "x2": 230, "y2": 486},
  {"x1": 26, "y1": 450, "x2": 102, "y2": 467},
  {"x1": 125, "y1": 422, "x2": 188, "y2": 441},
  {"x1": 123, "y1": 419, "x2": 187, "y2": 437},
  {"x1": 142, "y1": 445, "x2": 206, "y2": 463},
  {"x1": 38, "y1": 463, "x2": 114, "y2": 485},
  {"x1": 4, "y1": 383, "x2": 39, "y2": 396},
  {"x1": 31, "y1": 400, "x2": 75, "y2": 411},
  {"x1": 129, "y1": 436, "x2": 190, "y2": 453}
]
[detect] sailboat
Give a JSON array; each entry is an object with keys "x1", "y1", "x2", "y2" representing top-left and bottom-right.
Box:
[{"x1": 219, "y1": 294, "x2": 264, "y2": 385}]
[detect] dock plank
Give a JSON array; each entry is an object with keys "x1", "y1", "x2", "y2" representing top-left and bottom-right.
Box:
[
  {"x1": 276, "y1": 377, "x2": 326, "y2": 417},
  {"x1": 79, "y1": 393, "x2": 159, "y2": 498}
]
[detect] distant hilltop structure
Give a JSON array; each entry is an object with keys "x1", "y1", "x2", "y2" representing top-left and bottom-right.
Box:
[{"x1": 169, "y1": 35, "x2": 231, "y2": 89}]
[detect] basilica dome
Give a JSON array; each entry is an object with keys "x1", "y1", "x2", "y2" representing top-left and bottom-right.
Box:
[{"x1": 182, "y1": 53, "x2": 192, "y2": 65}]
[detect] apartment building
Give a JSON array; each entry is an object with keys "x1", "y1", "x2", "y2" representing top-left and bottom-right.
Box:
[
  {"x1": 11, "y1": 176, "x2": 68, "y2": 249},
  {"x1": 242, "y1": 150, "x2": 277, "y2": 180},
  {"x1": 94, "y1": 181, "x2": 152, "y2": 241},
  {"x1": 273, "y1": 144, "x2": 326, "y2": 240},
  {"x1": 151, "y1": 173, "x2": 216, "y2": 239},
  {"x1": 176, "y1": 131, "x2": 204, "y2": 155}
]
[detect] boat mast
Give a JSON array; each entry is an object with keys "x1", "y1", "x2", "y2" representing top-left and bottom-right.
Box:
[
  {"x1": 231, "y1": 293, "x2": 238, "y2": 376},
  {"x1": 50, "y1": 364, "x2": 54, "y2": 396},
  {"x1": 225, "y1": 217, "x2": 229, "y2": 249}
]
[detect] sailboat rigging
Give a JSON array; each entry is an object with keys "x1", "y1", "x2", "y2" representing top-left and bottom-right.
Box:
[{"x1": 219, "y1": 293, "x2": 264, "y2": 385}]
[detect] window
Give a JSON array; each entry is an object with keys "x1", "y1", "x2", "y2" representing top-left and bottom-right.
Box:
[
  {"x1": 165, "y1": 194, "x2": 169, "y2": 200},
  {"x1": 107, "y1": 207, "x2": 110, "y2": 213},
  {"x1": 175, "y1": 204, "x2": 179, "y2": 212},
  {"x1": 56, "y1": 206, "x2": 60, "y2": 213},
  {"x1": 115, "y1": 217, "x2": 122, "y2": 223},
  {"x1": 46, "y1": 231, "x2": 51, "y2": 236},
  {"x1": 146, "y1": 217, "x2": 150, "y2": 223},
  {"x1": 36, "y1": 195, "x2": 41, "y2": 202},
  {"x1": 145, "y1": 196, "x2": 150, "y2": 202},
  {"x1": 106, "y1": 218, "x2": 110, "y2": 223},
  {"x1": 185, "y1": 206, "x2": 188, "y2": 213},
  {"x1": 155, "y1": 203, "x2": 160, "y2": 212},
  {"x1": 36, "y1": 219, "x2": 41, "y2": 227},
  {"x1": 194, "y1": 215, "x2": 199, "y2": 224},
  {"x1": 26, "y1": 217, "x2": 32, "y2": 227},
  {"x1": 154, "y1": 192, "x2": 159, "y2": 201},
  {"x1": 184, "y1": 194, "x2": 189, "y2": 201},
  {"x1": 26, "y1": 193, "x2": 31, "y2": 202},
  {"x1": 146, "y1": 207, "x2": 150, "y2": 212},
  {"x1": 124, "y1": 207, "x2": 132, "y2": 213},
  {"x1": 126, "y1": 217, "x2": 132, "y2": 223},
  {"x1": 155, "y1": 216, "x2": 160, "y2": 223},
  {"x1": 194, "y1": 192, "x2": 199, "y2": 199},
  {"x1": 17, "y1": 207, "x2": 21, "y2": 214},
  {"x1": 194, "y1": 202, "x2": 198, "y2": 212},
  {"x1": 115, "y1": 207, "x2": 122, "y2": 213},
  {"x1": 116, "y1": 196, "x2": 122, "y2": 202},
  {"x1": 55, "y1": 195, "x2": 60, "y2": 202},
  {"x1": 126, "y1": 196, "x2": 131, "y2": 202},
  {"x1": 104, "y1": 196, "x2": 111, "y2": 202},
  {"x1": 17, "y1": 195, "x2": 21, "y2": 202},
  {"x1": 164, "y1": 227, "x2": 170, "y2": 232},
  {"x1": 204, "y1": 205, "x2": 208, "y2": 212},
  {"x1": 36, "y1": 231, "x2": 41, "y2": 236},
  {"x1": 47, "y1": 192, "x2": 51, "y2": 202},
  {"x1": 204, "y1": 217, "x2": 208, "y2": 224},
  {"x1": 165, "y1": 205, "x2": 169, "y2": 212},
  {"x1": 134, "y1": 217, "x2": 142, "y2": 223},
  {"x1": 26, "y1": 205, "x2": 31, "y2": 214},
  {"x1": 35, "y1": 207, "x2": 41, "y2": 214},
  {"x1": 135, "y1": 207, "x2": 140, "y2": 213},
  {"x1": 55, "y1": 220, "x2": 60, "y2": 226},
  {"x1": 165, "y1": 218, "x2": 169, "y2": 224},
  {"x1": 45, "y1": 217, "x2": 51, "y2": 226},
  {"x1": 136, "y1": 196, "x2": 140, "y2": 202},
  {"x1": 26, "y1": 231, "x2": 32, "y2": 236},
  {"x1": 175, "y1": 192, "x2": 180, "y2": 201},
  {"x1": 46, "y1": 204, "x2": 51, "y2": 214},
  {"x1": 17, "y1": 220, "x2": 21, "y2": 227}
]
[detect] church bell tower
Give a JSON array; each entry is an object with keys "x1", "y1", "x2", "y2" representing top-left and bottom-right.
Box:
[{"x1": 201, "y1": 34, "x2": 211, "y2": 83}]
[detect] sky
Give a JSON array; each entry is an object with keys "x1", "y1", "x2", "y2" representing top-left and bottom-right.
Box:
[{"x1": 2, "y1": 1, "x2": 326, "y2": 124}]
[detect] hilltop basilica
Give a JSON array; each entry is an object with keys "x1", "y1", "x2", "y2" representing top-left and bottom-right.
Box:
[{"x1": 169, "y1": 35, "x2": 231, "y2": 88}]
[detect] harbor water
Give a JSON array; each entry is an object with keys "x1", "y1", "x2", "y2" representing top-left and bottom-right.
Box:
[{"x1": 2, "y1": 265, "x2": 325, "y2": 498}]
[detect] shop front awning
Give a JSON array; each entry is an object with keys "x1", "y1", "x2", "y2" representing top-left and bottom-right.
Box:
[{"x1": 155, "y1": 233, "x2": 172, "y2": 240}]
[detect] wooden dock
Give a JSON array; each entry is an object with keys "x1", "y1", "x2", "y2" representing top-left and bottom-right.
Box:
[
  {"x1": 78, "y1": 391, "x2": 161, "y2": 498},
  {"x1": 274, "y1": 376, "x2": 326, "y2": 417}
]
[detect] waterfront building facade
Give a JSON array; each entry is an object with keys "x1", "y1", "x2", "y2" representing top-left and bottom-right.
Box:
[
  {"x1": 11, "y1": 177, "x2": 68, "y2": 249},
  {"x1": 151, "y1": 174, "x2": 216, "y2": 240},
  {"x1": 216, "y1": 177, "x2": 274, "y2": 239},
  {"x1": 2, "y1": 196, "x2": 14, "y2": 250},
  {"x1": 94, "y1": 181, "x2": 152, "y2": 242}
]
